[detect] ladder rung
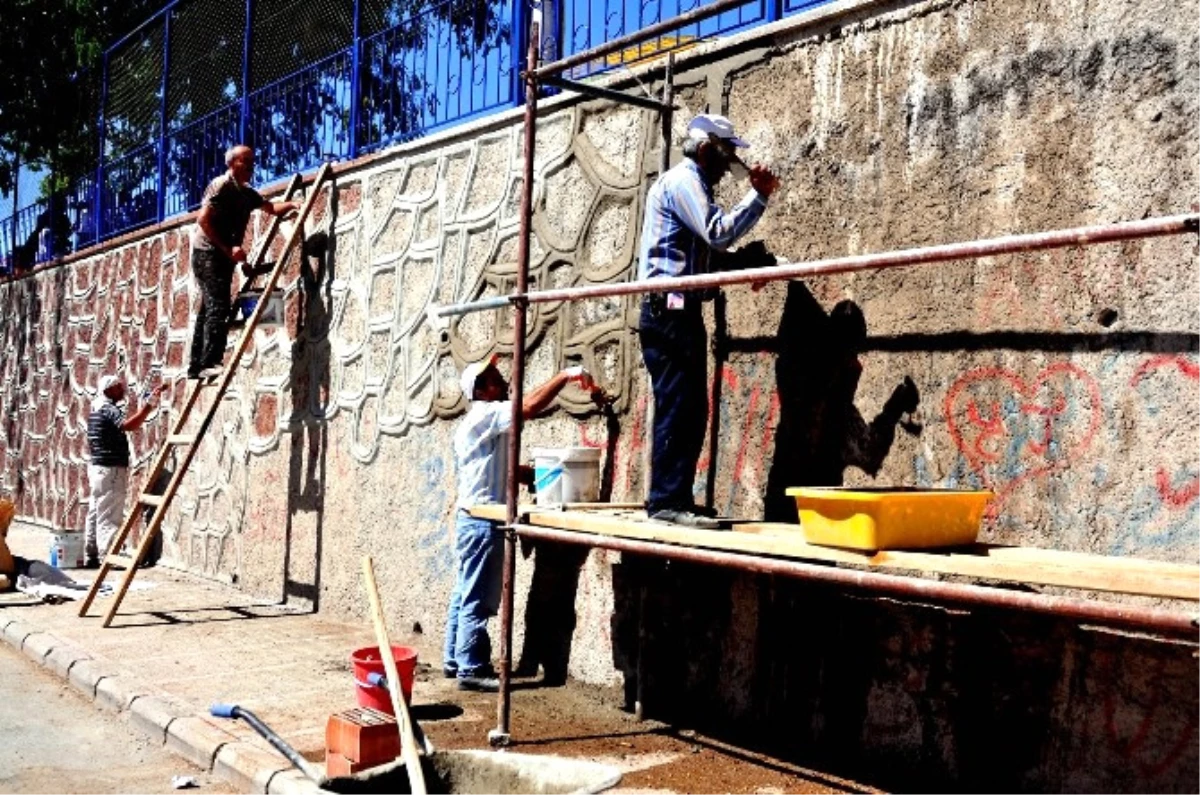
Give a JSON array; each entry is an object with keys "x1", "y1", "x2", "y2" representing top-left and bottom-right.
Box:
[
  {"x1": 139, "y1": 494, "x2": 165, "y2": 507},
  {"x1": 106, "y1": 554, "x2": 135, "y2": 569},
  {"x1": 166, "y1": 435, "x2": 196, "y2": 446}
]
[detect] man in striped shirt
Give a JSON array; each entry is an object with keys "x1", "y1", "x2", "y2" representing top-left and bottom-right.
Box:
[
  {"x1": 637, "y1": 114, "x2": 780, "y2": 529},
  {"x1": 444, "y1": 354, "x2": 599, "y2": 692},
  {"x1": 84, "y1": 375, "x2": 166, "y2": 567}
]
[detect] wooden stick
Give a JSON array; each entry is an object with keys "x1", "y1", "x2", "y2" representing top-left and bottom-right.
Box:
[{"x1": 361, "y1": 556, "x2": 427, "y2": 795}]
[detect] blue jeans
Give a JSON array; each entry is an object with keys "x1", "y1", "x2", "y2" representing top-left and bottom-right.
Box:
[{"x1": 443, "y1": 512, "x2": 504, "y2": 676}]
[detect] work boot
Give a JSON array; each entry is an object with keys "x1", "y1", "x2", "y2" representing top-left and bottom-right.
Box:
[
  {"x1": 649, "y1": 508, "x2": 721, "y2": 530},
  {"x1": 457, "y1": 674, "x2": 499, "y2": 693},
  {"x1": 442, "y1": 665, "x2": 458, "y2": 679},
  {"x1": 83, "y1": 556, "x2": 100, "y2": 570}
]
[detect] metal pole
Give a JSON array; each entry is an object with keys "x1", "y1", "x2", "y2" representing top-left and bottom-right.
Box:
[
  {"x1": 512, "y1": 524, "x2": 1199, "y2": 639},
  {"x1": 491, "y1": 19, "x2": 539, "y2": 749},
  {"x1": 240, "y1": 0, "x2": 254, "y2": 144},
  {"x1": 156, "y1": 11, "x2": 171, "y2": 223},
  {"x1": 530, "y1": 0, "x2": 753, "y2": 79},
  {"x1": 433, "y1": 213, "x2": 1200, "y2": 317},
  {"x1": 348, "y1": 0, "x2": 362, "y2": 159},
  {"x1": 9, "y1": 151, "x2": 18, "y2": 268},
  {"x1": 635, "y1": 51, "x2": 675, "y2": 724},
  {"x1": 95, "y1": 52, "x2": 108, "y2": 246}
]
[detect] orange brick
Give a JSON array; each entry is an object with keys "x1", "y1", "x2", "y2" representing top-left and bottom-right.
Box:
[
  {"x1": 325, "y1": 707, "x2": 400, "y2": 765},
  {"x1": 325, "y1": 751, "x2": 371, "y2": 778}
]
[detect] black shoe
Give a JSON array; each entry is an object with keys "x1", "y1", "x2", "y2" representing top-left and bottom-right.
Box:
[
  {"x1": 442, "y1": 666, "x2": 458, "y2": 679},
  {"x1": 83, "y1": 557, "x2": 100, "y2": 570},
  {"x1": 687, "y1": 504, "x2": 719, "y2": 518},
  {"x1": 649, "y1": 508, "x2": 721, "y2": 530},
  {"x1": 512, "y1": 662, "x2": 540, "y2": 678},
  {"x1": 457, "y1": 675, "x2": 499, "y2": 693}
]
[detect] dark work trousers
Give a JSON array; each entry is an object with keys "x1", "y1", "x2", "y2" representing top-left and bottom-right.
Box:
[
  {"x1": 639, "y1": 297, "x2": 709, "y2": 513},
  {"x1": 188, "y1": 248, "x2": 234, "y2": 376}
]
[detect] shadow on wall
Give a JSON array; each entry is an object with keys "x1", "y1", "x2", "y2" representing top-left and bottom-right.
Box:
[
  {"x1": 761, "y1": 282, "x2": 922, "y2": 521},
  {"x1": 515, "y1": 405, "x2": 621, "y2": 686},
  {"x1": 282, "y1": 228, "x2": 333, "y2": 611}
]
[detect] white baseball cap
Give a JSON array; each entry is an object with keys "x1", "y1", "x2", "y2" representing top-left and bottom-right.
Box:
[
  {"x1": 98, "y1": 374, "x2": 121, "y2": 394},
  {"x1": 459, "y1": 354, "x2": 498, "y2": 400},
  {"x1": 686, "y1": 114, "x2": 750, "y2": 148}
]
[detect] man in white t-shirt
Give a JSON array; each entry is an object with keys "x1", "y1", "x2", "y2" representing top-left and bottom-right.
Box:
[{"x1": 444, "y1": 354, "x2": 598, "y2": 692}]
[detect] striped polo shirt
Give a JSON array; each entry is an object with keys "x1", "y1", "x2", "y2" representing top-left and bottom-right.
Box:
[{"x1": 87, "y1": 397, "x2": 129, "y2": 468}]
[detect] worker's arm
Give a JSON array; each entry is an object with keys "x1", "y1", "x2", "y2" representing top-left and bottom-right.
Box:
[
  {"x1": 673, "y1": 166, "x2": 777, "y2": 252},
  {"x1": 521, "y1": 368, "x2": 598, "y2": 419},
  {"x1": 261, "y1": 200, "x2": 300, "y2": 218},
  {"x1": 120, "y1": 385, "x2": 167, "y2": 432}
]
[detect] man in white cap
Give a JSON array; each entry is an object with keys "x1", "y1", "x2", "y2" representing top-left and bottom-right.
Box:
[
  {"x1": 443, "y1": 355, "x2": 599, "y2": 692},
  {"x1": 637, "y1": 113, "x2": 780, "y2": 529},
  {"x1": 84, "y1": 375, "x2": 167, "y2": 567}
]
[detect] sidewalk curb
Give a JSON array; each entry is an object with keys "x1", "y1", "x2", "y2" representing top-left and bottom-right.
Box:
[
  {"x1": 0, "y1": 610, "x2": 310, "y2": 794},
  {"x1": 166, "y1": 715, "x2": 241, "y2": 772},
  {"x1": 214, "y1": 741, "x2": 295, "y2": 794}
]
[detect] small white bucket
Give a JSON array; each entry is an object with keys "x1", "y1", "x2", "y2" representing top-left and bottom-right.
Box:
[
  {"x1": 49, "y1": 531, "x2": 85, "y2": 569},
  {"x1": 531, "y1": 447, "x2": 602, "y2": 505}
]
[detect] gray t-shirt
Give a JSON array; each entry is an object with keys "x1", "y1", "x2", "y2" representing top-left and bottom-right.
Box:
[{"x1": 191, "y1": 173, "x2": 265, "y2": 252}]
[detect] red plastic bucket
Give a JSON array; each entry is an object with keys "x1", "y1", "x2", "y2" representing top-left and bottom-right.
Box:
[{"x1": 351, "y1": 645, "x2": 418, "y2": 714}]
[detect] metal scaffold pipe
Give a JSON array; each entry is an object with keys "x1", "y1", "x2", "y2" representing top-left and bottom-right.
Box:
[
  {"x1": 513, "y1": 525, "x2": 1199, "y2": 639},
  {"x1": 431, "y1": 213, "x2": 1199, "y2": 319}
]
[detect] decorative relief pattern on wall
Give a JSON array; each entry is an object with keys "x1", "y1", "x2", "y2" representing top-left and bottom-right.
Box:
[{"x1": 0, "y1": 100, "x2": 652, "y2": 578}]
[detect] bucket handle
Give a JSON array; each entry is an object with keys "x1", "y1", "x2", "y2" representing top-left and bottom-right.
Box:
[{"x1": 534, "y1": 465, "x2": 563, "y2": 492}]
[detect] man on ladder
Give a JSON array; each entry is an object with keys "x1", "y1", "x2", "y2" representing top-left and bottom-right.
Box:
[{"x1": 189, "y1": 145, "x2": 299, "y2": 380}]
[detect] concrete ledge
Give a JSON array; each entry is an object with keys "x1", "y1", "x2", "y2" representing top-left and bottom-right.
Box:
[
  {"x1": 68, "y1": 659, "x2": 120, "y2": 700},
  {"x1": 96, "y1": 674, "x2": 151, "y2": 712},
  {"x1": 0, "y1": 619, "x2": 32, "y2": 648},
  {"x1": 166, "y1": 716, "x2": 241, "y2": 772},
  {"x1": 130, "y1": 694, "x2": 192, "y2": 744},
  {"x1": 44, "y1": 644, "x2": 90, "y2": 679},
  {"x1": 215, "y1": 741, "x2": 294, "y2": 794},
  {"x1": 267, "y1": 769, "x2": 322, "y2": 795},
  {"x1": 21, "y1": 631, "x2": 57, "y2": 662}
]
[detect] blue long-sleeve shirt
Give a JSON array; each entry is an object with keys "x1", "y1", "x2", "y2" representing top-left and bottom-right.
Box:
[{"x1": 637, "y1": 158, "x2": 768, "y2": 281}]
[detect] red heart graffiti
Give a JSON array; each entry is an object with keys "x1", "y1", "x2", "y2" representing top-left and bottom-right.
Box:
[
  {"x1": 944, "y1": 363, "x2": 1103, "y2": 508},
  {"x1": 1130, "y1": 355, "x2": 1200, "y2": 509}
]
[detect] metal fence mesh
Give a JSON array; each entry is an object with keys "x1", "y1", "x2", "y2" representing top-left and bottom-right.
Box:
[
  {"x1": 4, "y1": 0, "x2": 836, "y2": 263},
  {"x1": 105, "y1": 24, "x2": 165, "y2": 159},
  {"x1": 251, "y1": 0, "x2": 356, "y2": 90},
  {"x1": 167, "y1": 0, "x2": 246, "y2": 131}
]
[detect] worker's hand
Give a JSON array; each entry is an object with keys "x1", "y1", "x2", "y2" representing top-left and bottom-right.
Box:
[
  {"x1": 886, "y1": 376, "x2": 920, "y2": 417},
  {"x1": 749, "y1": 165, "x2": 780, "y2": 197},
  {"x1": 282, "y1": 201, "x2": 300, "y2": 218},
  {"x1": 240, "y1": 261, "x2": 256, "y2": 278},
  {"x1": 230, "y1": 245, "x2": 248, "y2": 264}
]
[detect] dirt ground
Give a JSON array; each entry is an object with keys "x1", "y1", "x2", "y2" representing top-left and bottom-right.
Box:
[{"x1": 413, "y1": 667, "x2": 878, "y2": 794}]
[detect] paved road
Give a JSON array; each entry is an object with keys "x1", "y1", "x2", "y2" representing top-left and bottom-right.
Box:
[{"x1": 0, "y1": 641, "x2": 232, "y2": 794}]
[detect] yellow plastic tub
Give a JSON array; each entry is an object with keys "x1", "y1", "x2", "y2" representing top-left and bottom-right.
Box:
[{"x1": 785, "y1": 487, "x2": 994, "y2": 551}]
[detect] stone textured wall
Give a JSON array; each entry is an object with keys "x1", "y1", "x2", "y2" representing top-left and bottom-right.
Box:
[{"x1": 1, "y1": 0, "x2": 1196, "y2": 789}]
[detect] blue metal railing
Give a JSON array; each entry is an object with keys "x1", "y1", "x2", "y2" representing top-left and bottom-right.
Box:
[
  {"x1": 357, "y1": 0, "x2": 516, "y2": 154},
  {"x1": 164, "y1": 101, "x2": 243, "y2": 216},
  {"x1": 247, "y1": 50, "x2": 355, "y2": 185},
  {"x1": 561, "y1": 0, "x2": 772, "y2": 78},
  {"x1": 1, "y1": 0, "x2": 831, "y2": 273}
]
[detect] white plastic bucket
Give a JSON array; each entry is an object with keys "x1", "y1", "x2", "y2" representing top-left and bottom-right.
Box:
[
  {"x1": 49, "y1": 531, "x2": 85, "y2": 569},
  {"x1": 531, "y1": 447, "x2": 602, "y2": 505}
]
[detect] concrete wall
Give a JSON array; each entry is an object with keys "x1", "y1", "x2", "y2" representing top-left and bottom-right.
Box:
[{"x1": 1, "y1": 0, "x2": 1196, "y2": 789}]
